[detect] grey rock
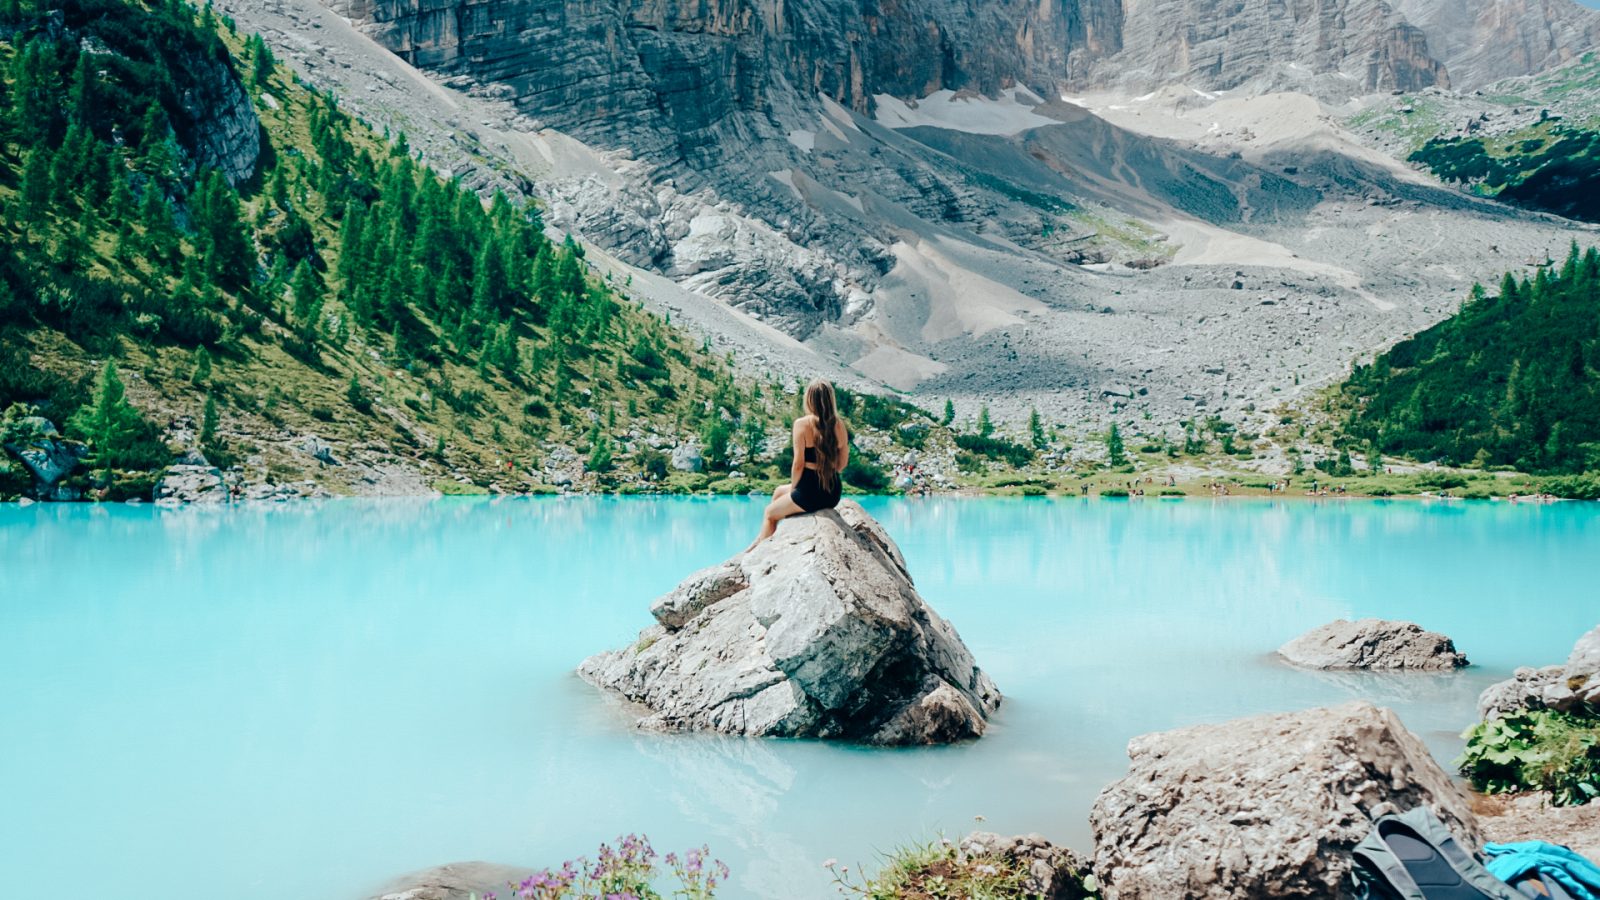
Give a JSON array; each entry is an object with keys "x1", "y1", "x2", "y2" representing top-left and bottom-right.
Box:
[
  {"x1": 154, "y1": 465, "x2": 227, "y2": 505},
  {"x1": 1090, "y1": 700, "x2": 1481, "y2": 899},
  {"x1": 650, "y1": 560, "x2": 747, "y2": 629},
  {"x1": 369, "y1": 861, "x2": 533, "y2": 900},
  {"x1": 3, "y1": 425, "x2": 87, "y2": 489},
  {"x1": 958, "y1": 831, "x2": 1095, "y2": 899},
  {"x1": 1478, "y1": 625, "x2": 1600, "y2": 718},
  {"x1": 1278, "y1": 618, "x2": 1469, "y2": 671},
  {"x1": 669, "y1": 442, "x2": 703, "y2": 473},
  {"x1": 299, "y1": 435, "x2": 341, "y2": 466},
  {"x1": 579, "y1": 499, "x2": 999, "y2": 745}
]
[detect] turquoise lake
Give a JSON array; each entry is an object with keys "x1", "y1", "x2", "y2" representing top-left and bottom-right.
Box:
[{"x1": 2, "y1": 497, "x2": 1596, "y2": 899}]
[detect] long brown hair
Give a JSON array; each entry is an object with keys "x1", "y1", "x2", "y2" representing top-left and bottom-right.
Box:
[{"x1": 805, "y1": 379, "x2": 843, "y2": 492}]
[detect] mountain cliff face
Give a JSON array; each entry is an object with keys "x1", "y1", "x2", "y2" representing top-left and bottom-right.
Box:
[
  {"x1": 1078, "y1": 0, "x2": 1447, "y2": 95},
  {"x1": 1391, "y1": 0, "x2": 1600, "y2": 90}
]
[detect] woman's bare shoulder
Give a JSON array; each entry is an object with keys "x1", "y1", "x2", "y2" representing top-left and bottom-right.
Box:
[{"x1": 793, "y1": 415, "x2": 818, "y2": 432}]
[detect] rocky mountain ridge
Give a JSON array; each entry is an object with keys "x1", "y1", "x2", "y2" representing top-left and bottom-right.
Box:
[{"x1": 210, "y1": 0, "x2": 1598, "y2": 437}]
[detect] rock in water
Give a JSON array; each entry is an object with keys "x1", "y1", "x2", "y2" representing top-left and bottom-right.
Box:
[
  {"x1": 369, "y1": 861, "x2": 532, "y2": 900},
  {"x1": 1089, "y1": 701, "x2": 1481, "y2": 899},
  {"x1": 1478, "y1": 624, "x2": 1600, "y2": 718},
  {"x1": 578, "y1": 500, "x2": 999, "y2": 745},
  {"x1": 1278, "y1": 618, "x2": 1469, "y2": 670}
]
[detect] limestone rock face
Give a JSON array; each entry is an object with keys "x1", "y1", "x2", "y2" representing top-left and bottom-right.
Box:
[
  {"x1": 1478, "y1": 625, "x2": 1600, "y2": 718},
  {"x1": 1278, "y1": 618, "x2": 1469, "y2": 671},
  {"x1": 1089, "y1": 701, "x2": 1481, "y2": 899},
  {"x1": 1391, "y1": 0, "x2": 1600, "y2": 90},
  {"x1": 176, "y1": 52, "x2": 262, "y2": 186},
  {"x1": 1077, "y1": 0, "x2": 1447, "y2": 98},
  {"x1": 579, "y1": 499, "x2": 999, "y2": 745}
]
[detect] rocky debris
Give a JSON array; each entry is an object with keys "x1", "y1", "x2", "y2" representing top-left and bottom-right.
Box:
[
  {"x1": 1475, "y1": 792, "x2": 1600, "y2": 864},
  {"x1": 579, "y1": 499, "x2": 999, "y2": 745},
  {"x1": 669, "y1": 442, "x2": 703, "y2": 473},
  {"x1": 368, "y1": 861, "x2": 532, "y2": 900},
  {"x1": 958, "y1": 832, "x2": 1096, "y2": 899},
  {"x1": 242, "y1": 480, "x2": 329, "y2": 502},
  {"x1": 1478, "y1": 625, "x2": 1600, "y2": 718},
  {"x1": 1278, "y1": 618, "x2": 1469, "y2": 670},
  {"x1": 1090, "y1": 701, "x2": 1482, "y2": 899},
  {"x1": 154, "y1": 464, "x2": 228, "y2": 505},
  {"x1": 1, "y1": 417, "x2": 86, "y2": 489}
]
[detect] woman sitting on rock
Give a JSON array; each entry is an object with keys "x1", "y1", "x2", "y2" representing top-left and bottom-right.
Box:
[{"x1": 748, "y1": 378, "x2": 849, "y2": 549}]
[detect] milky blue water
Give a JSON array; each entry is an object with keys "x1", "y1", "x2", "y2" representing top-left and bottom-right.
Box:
[{"x1": 2, "y1": 497, "x2": 1595, "y2": 899}]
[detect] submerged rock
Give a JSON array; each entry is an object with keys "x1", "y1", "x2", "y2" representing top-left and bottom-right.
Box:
[
  {"x1": 1278, "y1": 618, "x2": 1468, "y2": 670},
  {"x1": 1089, "y1": 700, "x2": 1481, "y2": 899},
  {"x1": 1478, "y1": 624, "x2": 1600, "y2": 718},
  {"x1": 579, "y1": 500, "x2": 999, "y2": 745},
  {"x1": 369, "y1": 861, "x2": 531, "y2": 900}
]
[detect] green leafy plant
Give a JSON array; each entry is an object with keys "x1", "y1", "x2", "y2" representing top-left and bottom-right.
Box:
[
  {"x1": 829, "y1": 837, "x2": 1098, "y2": 900},
  {"x1": 1456, "y1": 709, "x2": 1600, "y2": 806}
]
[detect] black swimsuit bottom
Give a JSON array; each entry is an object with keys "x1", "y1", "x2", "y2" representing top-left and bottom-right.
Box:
[{"x1": 792, "y1": 446, "x2": 842, "y2": 513}]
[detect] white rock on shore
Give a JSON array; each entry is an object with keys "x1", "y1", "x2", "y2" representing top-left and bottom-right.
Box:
[
  {"x1": 1278, "y1": 618, "x2": 1469, "y2": 670},
  {"x1": 578, "y1": 499, "x2": 1000, "y2": 745},
  {"x1": 1478, "y1": 624, "x2": 1600, "y2": 718}
]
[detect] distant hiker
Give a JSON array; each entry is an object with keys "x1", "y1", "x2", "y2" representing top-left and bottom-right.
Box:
[{"x1": 747, "y1": 379, "x2": 849, "y2": 550}]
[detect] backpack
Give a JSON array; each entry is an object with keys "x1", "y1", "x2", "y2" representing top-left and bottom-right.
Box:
[{"x1": 1349, "y1": 806, "x2": 1524, "y2": 900}]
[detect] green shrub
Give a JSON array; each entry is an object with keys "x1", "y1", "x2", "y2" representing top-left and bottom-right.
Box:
[
  {"x1": 954, "y1": 433, "x2": 1034, "y2": 467},
  {"x1": 893, "y1": 422, "x2": 929, "y2": 450},
  {"x1": 1160, "y1": 488, "x2": 1185, "y2": 496},
  {"x1": 1543, "y1": 474, "x2": 1600, "y2": 500},
  {"x1": 639, "y1": 448, "x2": 669, "y2": 480},
  {"x1": 842, "y1": 453, "x2": 891, "y2": 492},
  {"x1": 1100, "y1": 488, "x2": 1130, "y2": 498},
  {"x1": 1456, "y1": 709, "x2": 1600, "y2": 806}
]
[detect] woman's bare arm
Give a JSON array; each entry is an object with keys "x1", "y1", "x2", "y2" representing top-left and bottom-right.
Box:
[
  {"x1": 836, "y1": 419, "x2": 850, "y2": 471},
  {"x1": 790, "y1": 418, "x2": 808, "y2": 488}
]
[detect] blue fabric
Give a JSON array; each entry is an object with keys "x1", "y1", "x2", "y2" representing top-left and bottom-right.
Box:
[{"x1": 1484, "y1": 841, "x2": 1600, "y2": 900}]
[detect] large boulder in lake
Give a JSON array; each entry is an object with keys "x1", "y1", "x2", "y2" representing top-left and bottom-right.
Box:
[
  {"x1": 578, "y1": 499, "x2": 1000, "y2": 745},
  {"x1": 1089, "y1": 701, "x2": 1481, "y2": 899},
  {"x1": 1278, "y1": 618, "x2": 1468, "y2": 671},
  {"x1": 1478, "y1": 624, "x2": 1600, "y2": 718}
]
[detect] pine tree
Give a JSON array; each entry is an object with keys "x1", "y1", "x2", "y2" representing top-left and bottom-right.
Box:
[
  {"x1": 19, "y1": 147, "x2": 51, "y2": 221},
  {"x1": 1106, "y1": 423, "x2": 1127, "y2": 467},
  {"x1": 977, "y1": 405, "x2": 993, "y2": 438},
  {"x1": 290, "y1": 261, "x2": 322, "y2": 339},
  {"x1": 1028, "y1": 407, "x2": 1046, "y2": 450},
  {"x1": 190, "y1": 346, "x2": 213, "y2": 386},
  {"x1": 67, "y1": 360, "x2": 165, "y2": 470},
  {"x1": 941, "y1": 398, "x2": 954, "y2": 427},
  {"x1": 200, "y1": 393, "x2": 219, "y2": 446}
]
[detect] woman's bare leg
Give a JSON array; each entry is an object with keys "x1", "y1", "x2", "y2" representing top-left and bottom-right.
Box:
[{"x1": 748, "y1": 485, "x2": 803, "y2": 550}]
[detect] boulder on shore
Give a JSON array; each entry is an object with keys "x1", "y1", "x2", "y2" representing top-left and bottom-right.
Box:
[
  {"x1": 1278, "y1": 618, "x2": 1468, "y2": 670},
  {"x1": 958, "y1": 832, "x2": 1096, "y2": 899},
  {"x1": 1478, "y1": 624, "x2": 1600, "y2": 718},
  {"x1": 1090, "y1": 701, "x2": 1481, "y2": 899},
  {"x1": 578, "y1": 499, "x2": 999, "y2": 745}
]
